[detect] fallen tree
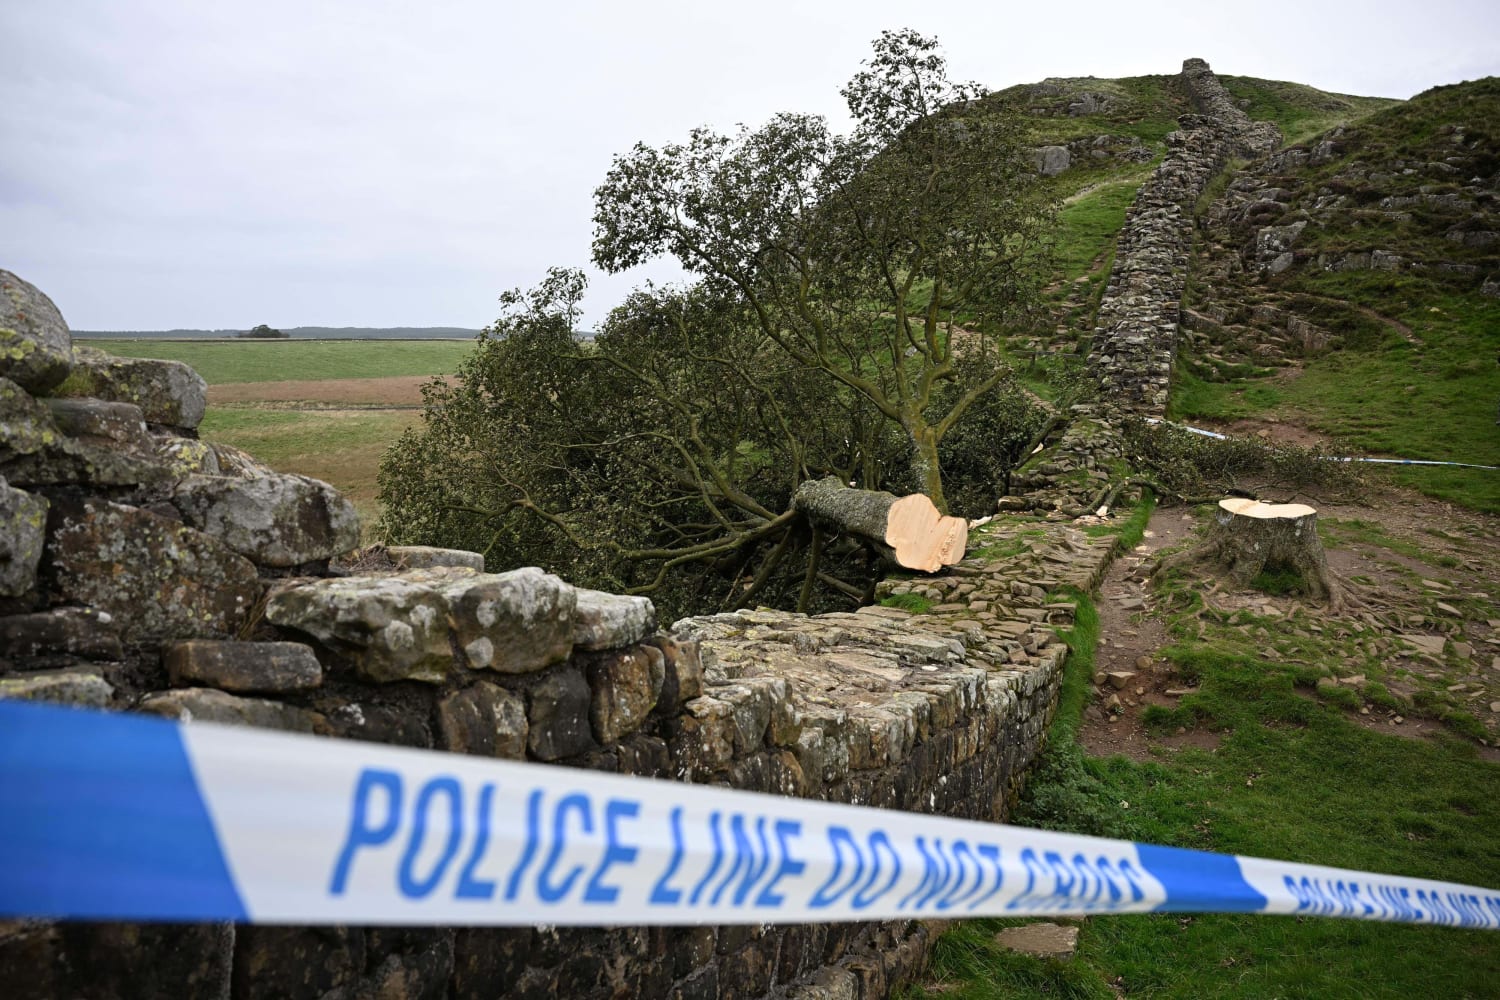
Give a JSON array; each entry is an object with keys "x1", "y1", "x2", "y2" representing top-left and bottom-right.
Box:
[{"x1": 793, "y1": 477, "x2": 968, "y2": 573}]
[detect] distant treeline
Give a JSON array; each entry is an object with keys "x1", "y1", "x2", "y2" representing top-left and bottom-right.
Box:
[{"x1": 72, "y1": 326, "x2": 483, "y2": 340}]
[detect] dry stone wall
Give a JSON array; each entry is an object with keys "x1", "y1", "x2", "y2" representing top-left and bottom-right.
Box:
[
  {"x1": 0, "y1": 268, "x2": 1119, "y2": 999},
  {"x1": 1086, "y1": 59, "x2": 1282, "y2": 415}
]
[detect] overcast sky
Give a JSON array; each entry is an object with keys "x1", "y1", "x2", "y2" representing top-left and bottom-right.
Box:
[{"x1": 3, "y1": 1, "x2": 1497, "y2": 332}]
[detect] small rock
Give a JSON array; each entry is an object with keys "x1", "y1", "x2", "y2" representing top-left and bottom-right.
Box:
[
  {"x1": 138, "y1": 687, "x2": 322, "y2": 733},
  {"x1": 1164, "y1": 687, "x2": 1197, "y2": 697},
  {"x1": 0, "y1": 607, "x2": 122, "y2": 660},
  {"x1": 437, "y1": 682, "x2": 528, "y2": 759},
  {"x1": 995, "y1": 922, "x2": 1079, "y2": 959},
  {"x1": 444, "y1": 567, "x2": 577, "y2": 674},
  {"x1": 573, "y1": 588, "x2": 655, "y2": 651},
  {"x1": 1489, "y1": 701, "x2": 1500, "y2": 713},
  {"x1": 527, "y1": 666, "x2": 597, "y2": 761},
  {"x1": 266, "y1": 568, "x2": 467, "y2": 684},
  {"x1": 0, "y1": 668, "x2": 113, "y2": 707},
  {"x1": 0, "y1": 476, "x2": 47, "y2": 597},
  {"x1": 1118, "y1": 597, "x2": 1146, "y2": 611},
  {"x1": 1106, "y1": 671, "x2": 1137, "y2": 690},
  {"x1": 1434, "y1": 602, "x2": 1462, "y2": 617},
  {"x1": 585, "y1": 645, "x2": 664, "y2": 744},
  {"x1": 1399, "y1": 634, "x2": 1446, "y2": 657},
  {"x1": 164, "y1": 640, "x2": 322, "y2": 693},
  {"x1": 1134, "y1": 655, "x2": 1152, "y2": 670},
  {"x1": 1451, "y1": 642, "x2": 1472, "y2": 659}
]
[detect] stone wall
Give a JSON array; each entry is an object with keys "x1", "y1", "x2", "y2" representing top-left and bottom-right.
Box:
[
  {"x1": 1086, "y1": 59, "x2": 1282, "y2": 415},
  {"x1": 0, "y1": 267, "x2": 1119, "y2": 999}
]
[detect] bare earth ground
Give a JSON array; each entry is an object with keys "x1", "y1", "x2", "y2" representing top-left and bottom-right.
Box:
[
  {"x1": 207, "y1": 374, "x2": 437, "y2": 406},
  {"x1": 1081, "y1": 482, "x2": 1500, "y2": 763}
]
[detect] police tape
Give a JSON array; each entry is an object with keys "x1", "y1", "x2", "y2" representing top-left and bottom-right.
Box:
[
  {"x1": 1141, "y1": 417, "x2": 1500, "y2": 470},
  {"x1": 2, "y1": 701, "x2": 1496, "y2": 929}
]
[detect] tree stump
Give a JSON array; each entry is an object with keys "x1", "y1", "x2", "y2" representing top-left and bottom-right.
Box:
[
  {"x1": 792, "y1": 477, "x2": 967, "y2": 573},
  {"x1": 1159, "y1": 498, "x2": 1347, "y2": 608}
]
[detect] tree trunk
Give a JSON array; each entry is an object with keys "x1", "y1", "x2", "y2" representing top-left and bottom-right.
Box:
[
  {"x1": 907, "y1": 426, "x2": 948, "y2": 514},
  {"x1": 1161, "y1": 498, "x2": 1346, "y2": 608},
  {"x1": 792, "y1": 477, "x2": 967, "y2": 573}
]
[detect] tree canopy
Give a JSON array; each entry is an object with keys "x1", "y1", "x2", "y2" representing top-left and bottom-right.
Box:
[
  {"x1": 379, "y1": 31, "x2": 1056, "y2": 618},
  {"x1": 592, "y1": 28, "x2": 1055, "y2": 510}
]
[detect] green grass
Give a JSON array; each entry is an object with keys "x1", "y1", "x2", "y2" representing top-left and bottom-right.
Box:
[
  {"x1": 198, "y1": 408, "x2": 418, "y2": 526},
  {"x1": 84, "y1": 338, "x2": 473, "y2": 384},
  {"x1": 1176, "y1": 274, "x2": 1500, "y2": 513},
  {"x1": 907, "y1": 594, "x2": 1500, "y2": 999},
  {"x1": 1219, "y1": 76, "x2": 1399, "y2": 146},
  {"x1": 880, "y1": 592, "x2": 935, "y2": 614},
  {"x1": 1054, "y1": 178, "x2": 1147, "y2": 283}
]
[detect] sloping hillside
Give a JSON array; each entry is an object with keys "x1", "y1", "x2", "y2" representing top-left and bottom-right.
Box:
[{"x1": 1178, "y1": 77, "x2": 1500, "y2": 511}]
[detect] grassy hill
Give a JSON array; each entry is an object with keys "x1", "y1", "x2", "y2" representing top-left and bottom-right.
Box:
[{"x1": 1175, "y1": 77, "x2": 1500, "y2": 511}]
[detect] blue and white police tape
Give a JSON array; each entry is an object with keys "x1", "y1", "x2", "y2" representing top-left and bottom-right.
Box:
[
  {"x1": 1142, "y1": 417, "x2": 1500, "y2": 470},
  {"x1": 2, "y1": 700, "x2": 1496, "y2": 929}
]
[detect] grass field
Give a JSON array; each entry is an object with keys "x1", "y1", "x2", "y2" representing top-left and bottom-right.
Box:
[
  {"x1": 87, "y1": 338, "x2": 472, "y2": 384},
  {"x1": 100, "y1": 338, "x2": 472, "y2": 524}
]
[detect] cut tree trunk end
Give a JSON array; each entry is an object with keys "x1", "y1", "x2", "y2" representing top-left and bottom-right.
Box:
[
  {"x1": 1158, "y1": 498, "x2": 1349, "y2": 610},
  {"x1": 792, "y1": 478, "x2": 967, "y2": 573}
]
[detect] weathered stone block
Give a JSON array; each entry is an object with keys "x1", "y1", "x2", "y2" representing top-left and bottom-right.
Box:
[
  {"x1": 0, "y1": 476, "x2": 46, "y2": 597},
  {"x1": 0, "y1": 378, "x2": 56, "y2": 465},
  {"x1": 60, "y1": 346, "x2": 207, "y2": 429},
  {"x1": 706, "y1": 681, "x2": 772, "y2": 754},
  {"x1": 44, "y1": 497, "x2": 260, "y2": 643},
  {"x1": 526, "y1": 666, "x2": 597, "y2": 760},
  {"x1": 573, "y1": 588, "x2": 655, "y2": 650},
  {"x1": 0, "y1": 668, "x2": 113, "y2": 707},
  {"x1": 386, "y1": 545, "x2": 485, "y2": 571},
  {"x1": 443, "y1": 567, "x2": 576, "y2": 675},
  {"x1": 0, "y1": 607, "x2": 122, "y2": 660},
  {"x1": 138, "y1": 687, "x2": 322, "y2": 733},
  {"x1": 651, "y1": 634, "x2": 704, "y2": 710},
  {"x1": 164, "y1": 640, "x2": 322, "y2": 693},
  {"x1": 668, "y1": 696, "x2": 736, "y2": 777},
  {"x1": 43, "y1": 398, "x2": 148, "y2": 445},
  {"x1": 438, "y1": 681, "x2": 528, "y2": 759},
  {"x1": 0, "y1": 269, "x2": 72, "y2": 394},
  {"x1": 585, "y1": 645, "x2": 663, "y2": 744},
  {"x1": 171, "y1": 472, "x2": 360, "y2": 567},
  {"x1": 0, "y1": 392, "x2": 168, "y2": 488},
  {"x1": 266, "y1": 568, "x2": 468, "y2": 684}
]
